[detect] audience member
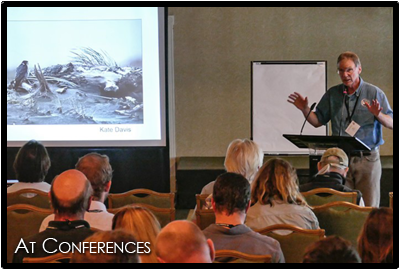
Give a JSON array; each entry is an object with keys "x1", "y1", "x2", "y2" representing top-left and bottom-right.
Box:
[
  {"x1": 199, "y1": 138, "x2": 263, "y2": 211},
  {"x1": 203, "y1": 172, "x2": 285, "y2": 263},
  {"x1": 302, "y1": 236, "x2": 361, "y2": 263},
  {"x1": 40, "y1": 152, "x2": 114, "y2": 231},
  {"x1": 8, "y1": 140, "x2": 51, "y2": 193},
  {"x1": 299, "y1": 147, "x2": 364, "y2": 206},
  {"x1": 245, "y1": 158, "x2": 319, "y2": 233},
  {"x1": 70, "y1": 230, "x2": 141, "y2": 263},
  {"x1": 155, "y1": 220, "x2": 215, "y2": 263},
  {"x1": 358, "y1": 207, "x2": 393, "y2": 263},
  {"x1": 13, "y1": 169, "x2": 94, "y2": 263},
  {"x1": 112, "y1": 205, "x2": 161, "y2": 263}
]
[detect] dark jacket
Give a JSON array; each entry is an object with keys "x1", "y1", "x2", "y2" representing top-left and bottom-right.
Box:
[{"x1": 299, "y1": 172, "x2": 362, "y2": 205}]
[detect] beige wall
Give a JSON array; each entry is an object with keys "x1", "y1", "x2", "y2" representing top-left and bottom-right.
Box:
[{"x1": 168, "y1": 7, "x2": 394, "y2": 157}]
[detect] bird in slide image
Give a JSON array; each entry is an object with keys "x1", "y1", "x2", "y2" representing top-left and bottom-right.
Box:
[{"x1": 14, "y1": 60, "x2": 29, "y2": 90}]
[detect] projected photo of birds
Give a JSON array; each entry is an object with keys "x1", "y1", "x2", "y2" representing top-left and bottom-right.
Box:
[{"x1": 7, "y1": 19, "x2": 143, "y2": 125}]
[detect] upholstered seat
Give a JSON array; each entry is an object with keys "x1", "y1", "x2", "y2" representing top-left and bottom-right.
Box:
[
  {"x1": 7, "y1": 188, "x2": 51, "y2": 209},
  {"x1": 312, "y1": 201, "x2": 374, "y2": 248},
  {"x1": 7, "y1": 204, "x2": 53, "y2": 264},
  {"x1": 301, "y1": 188, "x2": 357, "y2": 206},
  {"x1": 107, "y1": 188, "x2": 174, "y2": 209},
  {"x1": 256, "y1": 224, "x2": 325, "y2": 263}
]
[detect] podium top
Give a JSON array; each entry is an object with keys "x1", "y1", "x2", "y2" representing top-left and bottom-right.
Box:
[{"x1": 283, "y1": 134, "x2": 371, "y2": 152}]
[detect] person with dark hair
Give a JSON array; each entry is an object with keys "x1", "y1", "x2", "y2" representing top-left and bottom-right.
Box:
[
  {"x1": 288, "y1": 51, "x2": 393, "y2": 207},
  {"x1": 299, "y1": 147, "x2": 364, "y2": 206},
  {"x1": 156, "y1": 220, "x2": 215, "y2": 263},
  {"x1": 203, "y1": 172, "x2": 285, "y2": 263},
  {"x1": 70, "y1": 230, "x2": 141, "y2": 263},
  {"x1": 358, "y1": 207, "x2": 393, "y2": 263},
  {"x1": 246, "y1": 158, "x2": 319, "y2": 233},
  {"x1": 40, "y1": 152, "x2": 114, "y2": 231},
  {"x1": 13, "y1": 169, "x2": 94, "y2": 263},
  {"x1": 8, "y1": 140, "x2": 51, "y2": 193},
  {"x1": 302, "y1": 236, "x2": 361, "y2": 263}
]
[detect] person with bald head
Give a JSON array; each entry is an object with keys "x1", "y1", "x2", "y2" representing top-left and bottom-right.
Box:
[
  {"x1": 13, "y1": 169, "x2": 95, "y2": 263},
  {"x1": 40, "y1": 152, "x2": 114, "y2": 231},
  {"x1": 155, "y1": 220, "x2": 215, "y2": 263}
]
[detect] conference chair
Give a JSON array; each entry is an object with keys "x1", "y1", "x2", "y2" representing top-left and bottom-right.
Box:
[
  {"x1": 256, "y1": 224, "x2": 325, "y2": 263},
  {"x1": 108, "y1": 188, "x2": 175, "y2": 209},
  {"x1": 195, "y1": 208, "x2": 215, "y2": 230},
  {"x1": 23, "y1": 252, "x2": 72, "y2": 263},
  {"x1": 108, "y1": 203, "x2": 175, "y2": 228},
  {"x1": 7, "y1": 188, "x2": 51, "y2": 209},
  {"x1": 214, "y1": 250, "x2": 272, "y2": 263},
  {"x1": 301, "y1": 188, "x2": 357, "y2": 207},
  {"x1": 7, "y1": 204, "x2": 53, "y2": 264},
  {"x1": 389, "y1": 192, "x2": 393, "y2": 209},
  {"x1": 312, "y1": 201, "x2": 374, "y2": 248},
  {"x1": 196, "y1": 194, "x2": 210, "y2": 209}
]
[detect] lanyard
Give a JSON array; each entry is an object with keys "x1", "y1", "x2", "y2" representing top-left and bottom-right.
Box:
[{"x1": 344, "y1": 92, "x2": 361, "y2": 122}]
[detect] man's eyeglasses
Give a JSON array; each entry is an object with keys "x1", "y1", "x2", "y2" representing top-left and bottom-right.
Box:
[{"x1": 337, "y1": 68, "x2": 354, "y2": 75}]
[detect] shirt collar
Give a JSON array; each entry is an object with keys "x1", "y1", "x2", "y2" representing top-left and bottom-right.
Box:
[
  {"x1": 88, "y1": 201, "x2": 107, "y2": 212},
  {"x1": 47, "y1": 220, "x2": 90, "y2": 230}
]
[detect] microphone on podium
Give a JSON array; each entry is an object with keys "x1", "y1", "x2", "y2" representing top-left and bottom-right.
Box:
[{"x1": 300, "y1": 102, "x2": 317, "y2": 135}]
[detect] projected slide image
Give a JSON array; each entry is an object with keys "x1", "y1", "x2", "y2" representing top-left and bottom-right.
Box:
[{"x1": 7, "y1": 19, "x2": 143, "y2": 125}]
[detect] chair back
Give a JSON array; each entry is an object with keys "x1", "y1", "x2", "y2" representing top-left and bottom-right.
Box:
[
  {"x1": 389, "y1": 192, "x2": 393, "y2": 208},
  {"x1": 214, "y1": 250, "x2": 272, "y2": 263},
  {"x1": 301, "y1": 188, "x2": 357, "y2": 206},
  {"x1": 312, "y1": 201, "x2": 374, "y2": 248},
  {"x1": 23, "y1": 252, "x2": 72, "y2": 263},
  {"x1": 108, "y1": 189, "x2": 174, "y2": 209},
  {"x1": 195, "y1": 194, "x2": 210, "y2": 209},
  {"x1": 7, "y1": 204, "x2": 53, "y2": 264},
  {"x1": 195, "y1": 209, "x2": 215, "y2": 230},
  {"x1": 108, "y1": 203, "x2": 175, "y2": 228},
  {"x1": 7, "y1": 188, "x2": 51, "y2": 209},
  {"x1": 256, "y1": 224, "x2": 325, "y2": 263}
]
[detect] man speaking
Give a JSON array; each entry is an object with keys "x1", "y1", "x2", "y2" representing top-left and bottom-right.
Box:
[{"x1": 288, "y1": 51, "x2": 393, "y2": 207}]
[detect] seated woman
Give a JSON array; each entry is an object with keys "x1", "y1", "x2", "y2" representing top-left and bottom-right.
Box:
[
  {"x1": 245, "y1": 158, "x2": 319, "y2": 234},
  {"x1": 8, "y1": 140, "x2": 51, "y2": 193},
  {"x1": 199, "y1": 139, "x2": 263, "y2": 210},
  {"x1": 112, "y1": 205, "x2": 161, "y2": 263},
  {"x1": 358, "y1": 207, "x2": 393, "y2": 263}
]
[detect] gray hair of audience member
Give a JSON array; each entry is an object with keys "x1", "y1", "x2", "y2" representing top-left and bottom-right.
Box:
[
  {"x1": 302, "y1": 236, "x2": 361, "y2": 263},
  {"x1": 75, "y1": 152, "x2": 113, "y2": 200},
  {"x1": 13, "y1": 140, "x2": 51, "y2": 183},
  {"x1": 50, "y1": 170, "x2": 93, "y2": 217},
  {"x1": 337, "y1": 51, "x2": 361, "y2": 67},
  {"x1": 212, "y1": 172, "x2": 250, "y2": 215},
  {"x1": 70, "y1": 229, "x2": 141, "y2": 263},
  {"x1": 224, "y1": 138, "x2": 264, "y2": 184},
  {"x1": 155, "y1": 220, "x2": 215, "y2": 263}
]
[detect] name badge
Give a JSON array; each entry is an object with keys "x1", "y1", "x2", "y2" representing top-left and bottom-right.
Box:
[{"x1": 345, "y1": 121, "x2": 360, "y2": 137}]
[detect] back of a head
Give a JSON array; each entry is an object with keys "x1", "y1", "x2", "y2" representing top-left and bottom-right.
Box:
[
  {"x1": 251, "y1": 158, "x2": 305, "y2": 206},
  {"x1": 155, "y1": 220, "x2": 214, "y2": 263},
  {"x1": 70, "y1": 229, "x2": 141, "y2": 263},
  {"x1": 318, "y1": 147, "x2": 349, "y2": 175},
  {"x1": 112, "y1": 205, "x2": 161, "y2": 263},
  {"x1": 303, "y1": 236, "x2": 361, "y2": 263},
  {"x1": 212, "y1": 172, "x2": 250, "y2": 215},
  {"x1": 50, "y1": 169, "x2": 93, "y2": 217},
  {"x1": 224, "y1": 139, "x2": 263, "y2": 183},
  {"x1": 358, "y1": 207, "x2": 393, "y2": 263},
  {"x1": 13, "y1": 140, "x2": 51, "y2": 183},
  {"x1": 75, "y1": 152, "x2": 113, "y2": 200}
]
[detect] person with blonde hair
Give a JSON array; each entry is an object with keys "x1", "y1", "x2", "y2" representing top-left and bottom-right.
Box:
[
  {"x1": 112, "y1": 205, "x2": 161, "y2": 263},
  {"x1": 200, "y1": 138, "x2": 264, "y2": 195},
  {"x1": 245, "y1": 158, "x2": 319, "y2": 234},
  {"x1": 358, "y1": 207, "x2": 393, "y2": 263}
]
